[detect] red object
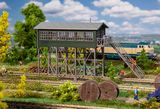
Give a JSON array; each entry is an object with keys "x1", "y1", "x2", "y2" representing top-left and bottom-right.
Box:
[{"x1": 120, "y1": 70, "x2": 125, "y2": 75}]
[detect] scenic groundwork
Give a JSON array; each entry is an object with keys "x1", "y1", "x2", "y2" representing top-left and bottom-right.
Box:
[{"x1": 0, "y1": 0, "x2": 160, "y2": 109}]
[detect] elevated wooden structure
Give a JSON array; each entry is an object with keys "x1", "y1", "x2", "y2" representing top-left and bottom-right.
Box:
[{"x1": 34, "y1": 22, "x2": 108, "y2": 79}]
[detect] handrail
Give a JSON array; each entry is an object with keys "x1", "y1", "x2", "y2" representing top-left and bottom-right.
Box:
[{"x1": 97, "y1": 36, "x2": 144, "y2": 78}]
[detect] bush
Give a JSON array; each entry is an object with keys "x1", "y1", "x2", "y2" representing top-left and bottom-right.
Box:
[
  {"x1": 0, "y1": 81, "x2": 7, "y2": 109},
  {"x1": 136, "y1": 49, "x2": 154, "y2": 69},
  {"x1": 134, "y1": 97, "x2": 160, "y2": 109},
  {"x1": 5, "y1": 46, "x2": 27, "y2": 64},
  {"x1": 5, "y1": 46, "x2": 37, "y2": 64},
  {"x1": 106, "y1": 62, "x2": 118, "y2": 80},
  {"x1": 154, "y1": 67, "x2": 160, "y2": 74},
  {"x1": 0, "y1": 81, "x2": 5, "y2": 91},
  {"x1": 15, "y1": 74, "x2": 26, "y2": 98},
  {"x1": 52, "y1": 81, "x2": 80, "y2": 102},
  {"x1": 26, "y1": 82, "x2": 57, "y2": 92},
  {"x1": 0, "y1": 102, "x2": 8, "y2": 109},
  {"x1": 25, "y1": 47, "x2": 37, "y2": 61}
]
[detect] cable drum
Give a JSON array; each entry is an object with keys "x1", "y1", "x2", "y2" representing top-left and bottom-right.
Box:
[
  {"x1": 98, "y1": 80, "x2": 119, "y2": 100},
  {"x1": 79, "y1": 80, "x2": 100, "y2": 102}
]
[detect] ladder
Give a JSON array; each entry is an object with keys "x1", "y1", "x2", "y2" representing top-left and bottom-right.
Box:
[{"x1": 104, "y1": 36, "x2": 144, "y2": 78}]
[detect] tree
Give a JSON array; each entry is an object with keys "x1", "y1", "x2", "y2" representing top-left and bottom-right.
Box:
[
  {"x1": 14, "y1": 3, "x2": 45, "y2": 48},
  {"x1": 136, "y1": 49, "x2": 153, "y2": 69},
  {"x1": 0, "y1": 11, "x2": 11, "y2": 62}
]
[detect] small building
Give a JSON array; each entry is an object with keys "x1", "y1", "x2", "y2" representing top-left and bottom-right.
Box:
[
  {"x1": 34, "y1": 22, "x2": 108, "y2": 78},
  {"x1": 34, "y1": 22, "x2": 108, "y2": 48}
]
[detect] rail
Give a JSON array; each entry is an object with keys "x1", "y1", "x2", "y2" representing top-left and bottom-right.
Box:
[{"x1": 97, "y1": 36, "x2": 144, "y2": 78}]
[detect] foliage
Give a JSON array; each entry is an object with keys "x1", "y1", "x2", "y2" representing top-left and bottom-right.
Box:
[
  {"x1": 52, "y1": 81, "x2": 80, "y2": 102},
  {"x1": 91, "y1": 77, "x2": 105, "y2": 83},
  {"x1": 14, "y1": 3, "x2": 45, "y2": 48},
  {"x1": 134, "y1": 97, "x2": 160, "y2": 109},
  {"x1": 16, "y1": 74, "x2": 26, "y2": 97},
  {"x1": 0, "y1": 81, "x2": 8, "y2": 109},
  {"x1": 6, "y1": 3, "x2": 46, "y2": 63},
  {"x1": 0, "y1": 102, "x2": 8, "y2": 109},
  {"x1": 106, "y1": 62, "x2": 117, "y2": 80},
  {"x1": 5, "y1": 46, "x2": 37, "y2": 64},
  {"x1": 40, "y1": 48, "x2": 48, "y2": 67},
  {"x1": 4, "y1": 98, "x2": 138, "y2": 109},
  {"x1": 112, "y1": 78, "x2": 123, "y2": 84},
  {"x1": 119, "y1": 90, "x2": 150, "y2": 98},
  {"x1": 154, "y1": 45, "x2": 160, "y2": 54},
  {"x1": 25, "y1": 47, "x2": 37, "y2": 61},
  {"x1": 0, "y1": 81, "x2": 5, "y2": 91},
  {"x1": 24, "y1": 91, "x2": 44, "y2": 98},
  {"x1": 153, "y1": 67, "x2": 160, "y2": 74},
  {"x1": 136, "y1": 49, "x2": 153, "y2": 69},
  {"x1": 5, "y1": 46, "x2": 26, "y2": 64},
  {"x1": 26, "y1": 82, "x2": 57, "y2": 92},
  {"x1": 0, "y1": 11, "x2": 11, "y2": 62}
]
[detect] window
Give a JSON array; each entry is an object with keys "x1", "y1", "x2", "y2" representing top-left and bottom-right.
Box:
[
  {"x1": 84, "y1": 32, "x2": 93, "y2": 41},
  {"x1": 58, "y1": 31, "x2": 68, "y2": 40},
  {"x1": 39, "y1": 31, "x2": 93, "y2": 41},
  {"x1": 39, "y1": 31, "x2": 58, "y2": 40},
  {"x1": 69, "y1": 32, "x2": 75, "y2": 38}
]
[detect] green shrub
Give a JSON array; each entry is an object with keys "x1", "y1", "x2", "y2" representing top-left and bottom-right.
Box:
[
  {"x1": 0, "y1": 102, "x2": 8, "y2": 109},
  {"x1": 0, "y1": 81, "x2": 7, "y2": 109},
  {"x1": 5, "y1": 46, "x2": 37, "y2": 64},
  {"x1": 136, "y1": 49, "x2": 154, "y2": 69},
  {"x1": 25, "y1": 47, "x2": 37, "y2": 61},
  {"x1": 5, "y1": 46, "x2": 27, "y2": 65},
  {"x1": 5, "y1": 83, "x2": 17, "y2": 89},
  {"x1": 26, "y1": 82, "x2": 44, "y2": 91},
  {"x1": 154, "y1": 67, "x2": 160, "y2": 74},
  {"x1": 0, "y1": 81, "x2": 5, "y2": 91},
  {"x1": 52, "y1": 81, "x2": 80, "y2": 102},
  {"x1": 134, "y1": 97, "x2": 160, "y2": 109},
  {"x1": 15, "y1": 74, "x2": 26, "y2": 97},
  {"x1": 26, "y1": 82, "x2": 57, "y2": 92},
  {"x1": 106, "y1": 62, "x2": 118, "y2": 80}
]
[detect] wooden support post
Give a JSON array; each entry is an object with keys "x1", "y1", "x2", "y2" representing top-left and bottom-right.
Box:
[
  {"x1": 56, "y1": 47, "x2": 58, "y2": 76},
  {"x1": 94, "y1": 48, "x2": 97, "y2": 76},
  {"x1": 74, "y1": 48, "x2": 77, "y2": 81},
  {"x1": 102, "y1": 47, "x2": 105, "y2": 76},
  {"x1": 48, "y1": 47, "x2": 51, "y2": 74},
  {"x1": 37, "y1": 30, "x2": 40, "y2": 76},
  {"x1": 38, "y1": 48, "x2": 40, "y2": 76},
  {"x1": 65, "y1": 47, "x2": 68, "y2": 74},
  {"x1": 83, "y1": 48, "x2": 86, "y2": 75}
]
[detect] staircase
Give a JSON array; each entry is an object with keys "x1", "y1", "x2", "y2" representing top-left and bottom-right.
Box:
[{"x1": 101, "y1": 36, "x2": 144, "y2": 78}]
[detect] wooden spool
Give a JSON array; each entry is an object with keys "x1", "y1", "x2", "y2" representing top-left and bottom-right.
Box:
[
  {"x1": 154, "y1": 75, "x2": 160, "y2": 89},
  {"x1": 98, "y1": 80, "x2": 119, "y2": 100},
  {"x1": 79, "y1": 80, "x2": 100, "y2": 102}
]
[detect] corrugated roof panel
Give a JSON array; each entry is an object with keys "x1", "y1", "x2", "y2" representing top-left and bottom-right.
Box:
[{"x1": 34, "y1": 22, "x2": 108, "y2": 30}]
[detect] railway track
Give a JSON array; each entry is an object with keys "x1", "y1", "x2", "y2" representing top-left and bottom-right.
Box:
[
  {"x1": 1, "y1": 71, "x2": 157, "y2": 91},
  {"x1": 6, "y1": 101, "x2": 115, "y2": 109}
]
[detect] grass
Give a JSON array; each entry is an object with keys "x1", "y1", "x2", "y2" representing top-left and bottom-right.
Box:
[
  {"x1": 3, "y1": 97, "x2": 139, "y2": 109},
  {"x1": 119, "y1": 90, "x2": 151, "y2": 98}
]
